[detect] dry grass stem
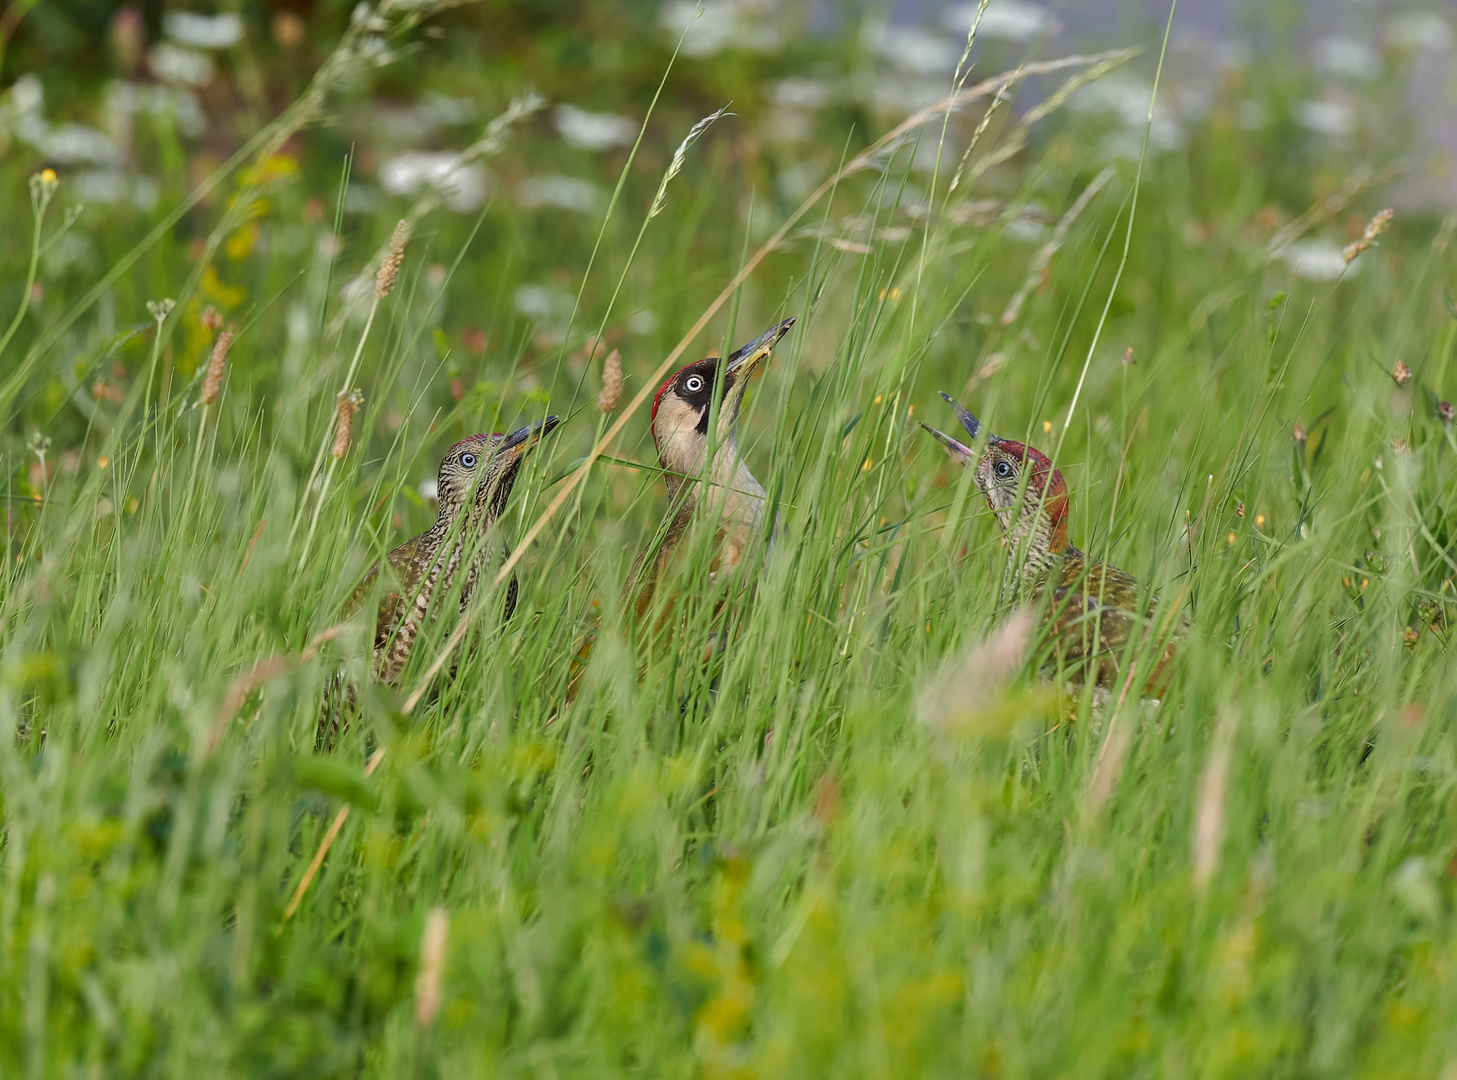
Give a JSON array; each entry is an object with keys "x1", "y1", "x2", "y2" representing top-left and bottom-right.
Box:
[
  {"x1": 281, "y1": 746, "x2": 387, "y2": 923},
  {"x1": 415, "y1": 907, "x2": 450, "y2": 1030},
  {"x1": 917, "y1": 611, "x2": 1034, "y2": 728},
  {"x1": 1087, "y1": 661, "x2": 1139, "y2": 810},
  {"x1": 1192, "y1": 712, "x2": 1237, "y2": 892}
]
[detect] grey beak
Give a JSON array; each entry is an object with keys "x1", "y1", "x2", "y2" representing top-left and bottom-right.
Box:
[
  {"x1": 921, "y1": 392, "x2": 994, "y2": 467},
  {"x1": 499, "y1": 414, "x2": 560, "y2": 454},
  {"x1": 938, "y1": 391, "x2": 985, "y2": 442},
  {"x1": 725, "y1": 317, "x2": 796, "y2": 378},
  {"x1": 919, "y1": 422, "x2": 976, "y2": 466}
]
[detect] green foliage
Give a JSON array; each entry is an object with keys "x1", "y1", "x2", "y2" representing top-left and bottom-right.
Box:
[{"x1": 2, "y1": 3, "x2": 1457, "y2": 1076}]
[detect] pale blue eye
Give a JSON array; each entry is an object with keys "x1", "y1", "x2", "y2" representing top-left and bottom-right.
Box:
[{"x1": 461, "y1": 452, "x2": 477, "y2": 468}]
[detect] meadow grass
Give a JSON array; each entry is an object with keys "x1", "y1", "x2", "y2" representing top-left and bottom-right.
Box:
[{"x1": 3, "y1": 5, "x2": 1457, "y2": 1075}]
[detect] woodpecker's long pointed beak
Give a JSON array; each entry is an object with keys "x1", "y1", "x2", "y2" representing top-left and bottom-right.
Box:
[
  {"x1": 725, "y1": 317, "x2": 796, "y2": 380},
  {"x1": 498, "y1": 414, "x2": 560, "y2": 459},
  {"x1": 920, "y1": 423, "x2": 976, "y2": 466},
  {"x1": 938, "y1": 391, "x2": 986, "y2": 442},
  {"x1": 921, "y1": 392, "x2": 995, "y2": 466}
]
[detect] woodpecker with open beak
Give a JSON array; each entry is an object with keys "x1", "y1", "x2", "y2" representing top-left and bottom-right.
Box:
[
  {"x1": 630, "y1": 317, "x2": 796, "y2": 623},
  {"x1": 923, "y1": 394, "x2": 1181, "y2": 691}
]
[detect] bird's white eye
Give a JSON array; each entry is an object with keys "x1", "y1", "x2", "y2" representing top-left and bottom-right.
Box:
[
  {"x1": 460, "y1": 452, "x2": 477, "y2": 468},
  {"x1": 994, "y1": 459, "x2": 1012, "y2": 479},
  {"x1": 684, "y1": 375, "x2": 705, "y2": 393}
]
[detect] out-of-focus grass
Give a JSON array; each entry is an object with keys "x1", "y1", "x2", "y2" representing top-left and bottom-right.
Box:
[{"x1": 2, "y1": 2, "x2": 1457, "y2": 1075}]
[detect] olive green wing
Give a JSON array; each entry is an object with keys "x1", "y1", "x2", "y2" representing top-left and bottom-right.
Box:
[{"x1": 1046, "y1": 559, "x2": 1151, "y2": 663}]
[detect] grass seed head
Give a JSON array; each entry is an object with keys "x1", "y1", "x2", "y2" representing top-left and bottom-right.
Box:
[
  {"x1": 374, "y1": 219, "x2": 411, "y2": 300},
  {"x1": 1343, "y1": 207, "x2": 1394, "y2": 264},
  {"x1": 200, "y1": 331, "x2": 233, "y2": 405},
  {"x1": 332, "y1": 389, "x2": 364, "y2": 459},
  {"x1": 1392, "y1": 360, "x2": 1412, "y2": 386},
  {"x1": 1439, "y1": 400, "x2": 1455, "y2": 425},
  {"x1": 597, "y1": 348, "x2": 623, "y2": 412}
]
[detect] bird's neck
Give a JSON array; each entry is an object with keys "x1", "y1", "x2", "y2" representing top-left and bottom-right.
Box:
[
  {"x1": 663, "y1": 434, "x2": 767, "y2": 528},
  {"x1": 1001, "y1": 509, "x2": 1078, "y2": 602}
]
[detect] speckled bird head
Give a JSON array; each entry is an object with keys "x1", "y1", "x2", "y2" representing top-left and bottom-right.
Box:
[
  {"x1": 436, "y1": 415, "x2": 559, "y2": 527},
  {"x1": 922, "y1": 393, "x2": 1071, "y2": 555}
]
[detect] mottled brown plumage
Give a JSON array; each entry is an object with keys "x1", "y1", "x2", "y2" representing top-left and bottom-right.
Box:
[
  {"x1": 923, "y1": 394, "x2": 1182, "y2": 692},
  {"x1": 357, "y1": 416, "x2": 558, "y2": 682},
  {"x1": 320, "y1": 416, "x2": 557, "y2": 746}
]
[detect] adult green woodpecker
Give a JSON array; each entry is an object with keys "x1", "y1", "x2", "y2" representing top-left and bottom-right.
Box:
[
  {"x1": 629, "y1": 317, "x2": 796, "y2": 625},
  {"x1": 565, "y1": 318, "x2": 794, "y2": 702},
  {"x1": 923, "y1": 394, "x2": 1181, "y2": 691}
]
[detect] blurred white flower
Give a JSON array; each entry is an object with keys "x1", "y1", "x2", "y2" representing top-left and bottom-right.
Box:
[
  {"x1": 1005, "y1": 218, "x2": 1045, "y2": 243},
  {"x1": 1295, "y1": 99, "x2": 1353, "y2": 137},
  {"x1": 2, "y1": 74, "x2": 49, "y2": 146},
  {"x1": 1313, "y1": 36, "x2": 1379, "y2": 80},
  {"x1": 369, "y1": 96, "x2": 477, "y2": 145},
  {"x1": 513, "y1": 284, "x2": 575, "y2": 336},
  {"x1": 865, "y1": 23, "x2": 959, "y2": 74},
  {"x1": 423, "y1": 93, "x2": 477, "y2": 126},
  {"x1": 626, "y1": 309, "x2": 658, "y2": 335},
  {"x1": 944, "y1": 0, "x2": 1060, "y2": 42},
  {"x1": 1388, "y1": 12, "x2": 1452, "y2": 51},
  {"x1": 1280, "y1": 240, "x2": 1352, "y2": 281},
  {"x1": 149, "y1": 43, "x2": 215, "y2": 85},
  {"x1": 1392, "y1": 857, "x2": 1441, "y2": 922},
  {"x1": 661, "y1": 0, "x2": 783, "y2": 57},
  {"x1": 44, "y1": 125, "x2": 120, "y2": 165},
  {"x1": 74, "y1": 170, "x2": 161, "y2": 211},
  {"x1": 378, "y1": 152, "x2": 490, "y2": 212},
  {"x1": 516, "y1": 175, "x2": 604, "y2": 214},
  {"x1": 163, "y1": 11, "x2": 244, "y2": 49},
  {"x1": 771, "y1": 78, "x2": 831, "y2": 109},
  {"x1": 1072, "y1": 75, "x2": 1183, "y2": 151},
  {"x1": 762, "y1": 106, "x2": 813, "y2": 144},
  {"x1": 344, "y1": 184, "x2": 383, "y2": 214},
  {"x1": 9, "y1": 72, "x2": 42, "y2": 113},
  {"x1": 43, "y1": 232, "x2": 94, "y2": 273},
  {"x1": 72, "y1": 169, "x2": 127, "y2": 203},
  {"x1": 106, "y1": 81, "x2": 207, "y2": 139},
  {"x1": 553, "y1": 105, "x2": 637, "y2": 151}
]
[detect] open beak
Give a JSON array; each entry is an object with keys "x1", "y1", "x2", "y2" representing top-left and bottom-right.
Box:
[
  {"x1": 498, "y1": 414, "x2": 560, "y2": 459},
  {"x1": 920, "y1": 392, "x2": 992, "y2": 466},
  {"x1": 725, "y1": 316, "x2": 796, "y2": 381}
]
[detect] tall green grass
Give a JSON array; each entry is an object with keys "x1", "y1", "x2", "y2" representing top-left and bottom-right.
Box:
[{"x1": 3, "y1": 5, "x2": 1457, "y2": 1075}]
